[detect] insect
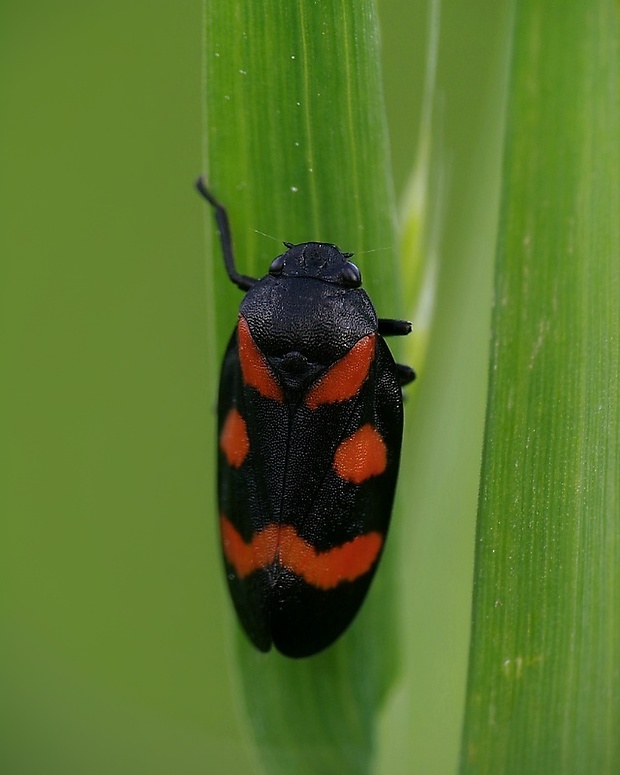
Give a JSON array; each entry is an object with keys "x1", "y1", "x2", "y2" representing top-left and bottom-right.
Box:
[{"x1": 197, "y1": 177, "x2": 414, "y2": 658}]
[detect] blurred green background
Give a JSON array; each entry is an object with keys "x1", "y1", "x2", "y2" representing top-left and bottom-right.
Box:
[
  {"x1": 2, "y1": 2, "x2": 239, "y2": 772},
  {"x1": 2, "y1": 1, "x2": 507, "y2": 773}
]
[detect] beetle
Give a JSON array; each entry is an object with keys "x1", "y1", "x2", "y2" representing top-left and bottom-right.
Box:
[{"x1": 197, "y1": 177, "x2": 414, "y2": 658}]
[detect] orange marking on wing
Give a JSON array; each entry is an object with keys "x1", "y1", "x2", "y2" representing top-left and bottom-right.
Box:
[
  {"x1": 333, "y1": 424, "x2": 387, "y2": 484},
  {"x1": 220, "y1": 516, "x2": 382, "y2": 589},
  {"x1": 305, "y1": 334, "x2": 375, "y2": 409},
  {"x1": 220, "y1": 516, "x2": 278, "y2": 577},
  {"x1": 219, "y1": 407, "x2": 250, "y2": 468},
  {"x1": 237, "y1": 316, "x2": 284, "y2": 401},
  {"x1": 278, "y1": 528, "x2": 383, "y2": 589}
]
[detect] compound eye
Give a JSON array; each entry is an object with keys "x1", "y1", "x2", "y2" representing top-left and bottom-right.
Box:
[
  {"x1": 269, "y1": 254, "x2": 286, "y2": 276},
  {"x1": 340, "y1": 261, "x2": 362, "y2": 288}
]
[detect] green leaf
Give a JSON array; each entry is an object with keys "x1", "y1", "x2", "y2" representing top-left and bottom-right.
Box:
[
  {"x1": 461, "y1": 2, "x2": 620, "y2": 772},
  {"x1": 203, "y1": 2, "x2": 405, "y2": 773}
]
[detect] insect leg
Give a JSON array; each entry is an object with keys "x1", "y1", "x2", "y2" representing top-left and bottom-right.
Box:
[
  {"x1": 196, "y1": 177, "x2": 257, "y2": 291},
  {"x1": 378, "y1": 318, "x2": 412, "y2": 337},
  {"x1": 396, "y1": 364, "x2": 416, "y2": 385}
]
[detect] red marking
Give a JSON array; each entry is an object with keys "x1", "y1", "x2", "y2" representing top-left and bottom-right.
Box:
[
  {"x1": 305, "y1": 334, "x2": 375, "y2": 409},
  {"x1": 237, "y1": 316, "x2": 284, "y2": 401},
  {"x1": 278, "y1": 526, "x2": 383, "y2": 589},
  {"x1": 220, "y1": 515, "x2": 278, "y2": 577},
  {"x1": 220, "y1": 516, "x2": 383, "y2": 589},
  {"x1": 219, "y1": 407, "x2": 249, "y2": 468},
  {"x1": 333, "y1": 424, "x2": 387, "y2": 484}
]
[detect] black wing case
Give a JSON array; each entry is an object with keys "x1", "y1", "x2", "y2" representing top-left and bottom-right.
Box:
[
  {"x1": 218, "y1": 330, "x2": 404, "y2": 657},
  {"x1": 269, "y1": 335, "x2": 404, "y2": 657},
  {"x1": 217, "y1": 328, "x2": 290, "y2": 652}
]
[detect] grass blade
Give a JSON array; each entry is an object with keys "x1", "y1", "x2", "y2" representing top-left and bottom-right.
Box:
[
  {"x1": 461, "y1": 2, "x2": 620, "y2": 772},
  {"x1": 203, "y1": 2, "x2": 404, "y2": 772}
]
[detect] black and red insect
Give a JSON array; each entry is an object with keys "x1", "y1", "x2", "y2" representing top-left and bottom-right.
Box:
[{"x1": 197, "y1": 178, "x2": 414, "y2": 658}]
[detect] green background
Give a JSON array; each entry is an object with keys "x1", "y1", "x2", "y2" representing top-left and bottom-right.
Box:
[{"x1": 2, "y1": 2, "x2": 508, "y2": 773}]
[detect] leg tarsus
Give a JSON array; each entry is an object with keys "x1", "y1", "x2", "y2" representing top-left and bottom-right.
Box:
[
  {"x1": 378, "y1": 318, "x2": 412, "y2": 337},
  {"x1": 396, "y1": 363, "x2": 416, "y2": 385}
]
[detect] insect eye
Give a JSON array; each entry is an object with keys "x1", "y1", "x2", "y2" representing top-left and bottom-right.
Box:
[
  {"x1": 269, "y1": 254, "x2": 286, "y2": 275},
  {"x1": 340, "y1": 262, "x2": 362, "y2": 288}
]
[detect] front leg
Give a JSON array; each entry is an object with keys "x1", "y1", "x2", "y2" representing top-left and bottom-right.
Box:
[{"x1": 378, "y1": 318, "x2": 412, "y2": 337}]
